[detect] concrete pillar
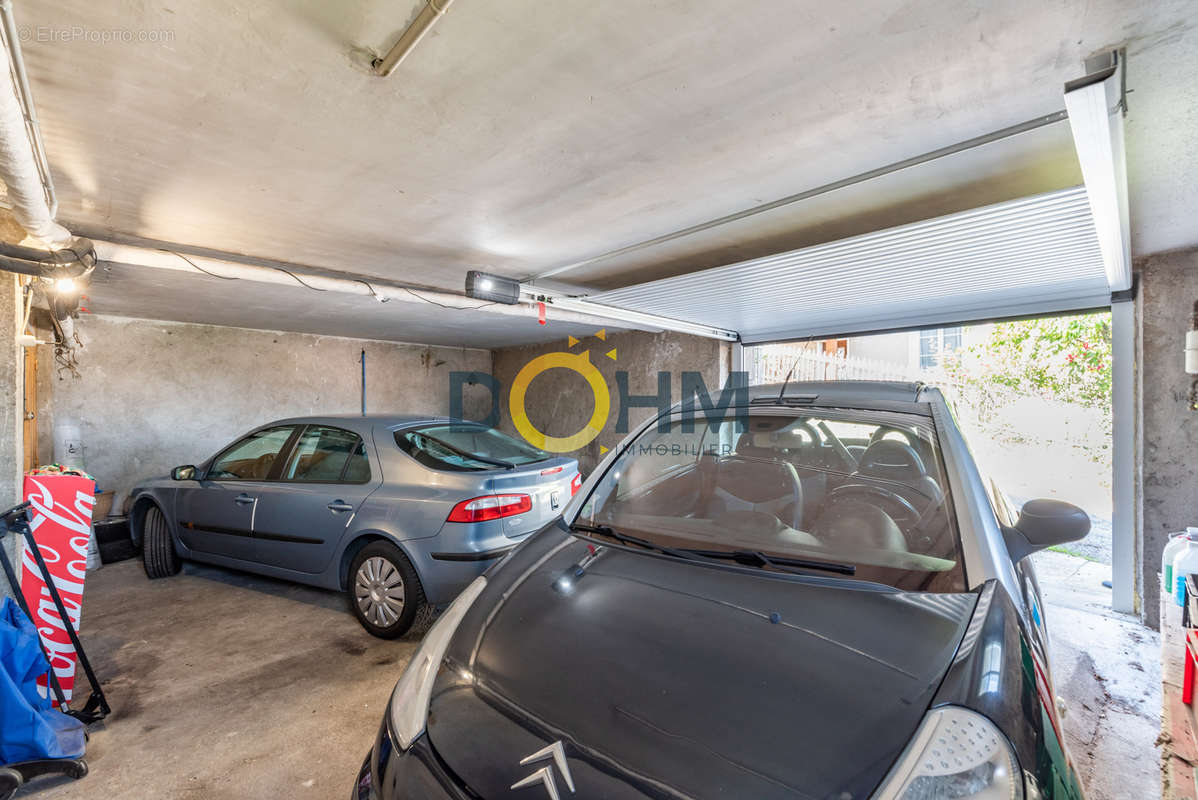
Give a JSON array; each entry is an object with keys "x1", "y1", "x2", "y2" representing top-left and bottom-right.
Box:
[
  {"x1": 1139, "y1": 247, "x2": 1198, "y2": 629},
  {"x1": 0, "y1": 273, "x2": 23, "y2": 598}
]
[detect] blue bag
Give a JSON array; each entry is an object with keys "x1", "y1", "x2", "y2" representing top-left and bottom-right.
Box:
[{"x1": 0, "y1": 596, "x2": 85, "y2": 764}]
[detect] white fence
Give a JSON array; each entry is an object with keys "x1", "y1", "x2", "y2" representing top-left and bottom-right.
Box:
[{"x1": 746, "y1": 346, "x2": 938, "y2": 386}]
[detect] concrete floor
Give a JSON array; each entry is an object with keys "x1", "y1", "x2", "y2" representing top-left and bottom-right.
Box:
[
  {"x1": 17, "y1": 559, "x2": 416, "y2": 799},
  {"x1": 1031, "y1": 550, "x2": 1163, "y2": 799},
  {"x1": 17, "y1": 552, "x2": 1160, "y2": 799}
]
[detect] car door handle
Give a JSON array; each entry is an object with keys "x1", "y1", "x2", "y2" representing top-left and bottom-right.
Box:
[
  {"x1": 234, "y1": 494, "x2": 256, "y2": 505},
  {"x1": 327, "y1": 501, "x2": 354, "y2": 513}
]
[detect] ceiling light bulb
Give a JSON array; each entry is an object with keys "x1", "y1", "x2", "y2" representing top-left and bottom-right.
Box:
[
  {"x1": 54, "y1": 278, "x2": 76, "y2": 293},
  {"x1": 479, "y1": 278, "x2": 494, "y2": 291}
]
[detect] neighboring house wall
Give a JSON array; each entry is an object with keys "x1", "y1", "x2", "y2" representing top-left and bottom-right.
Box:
[
  {"x1": 847, "y1": 325, "x2": 977, "y2": 373},
  {"x1": 1138, "y1": 247, "x2": 1198, "y2": 628},
  {"x1": 847, "y1": 331, "x2": 911, "y2": 367},
  {"x1": 36, "y1": 316, "x2": 492, "y2": 499},
  {"x1": 491, "y1": 331, "x2": 731, "y2": 475}
]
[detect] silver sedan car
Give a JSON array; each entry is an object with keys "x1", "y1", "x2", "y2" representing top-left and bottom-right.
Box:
[{"x1": 129, "y1": 415, "x2": 580, "y2": 637}]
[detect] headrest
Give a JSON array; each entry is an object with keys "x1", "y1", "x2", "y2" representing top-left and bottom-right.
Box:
[
  {"x1": 857, "y1": 439, "x2": 927, "y2": 480},
  {"x1": 751, "y1": 432, "x2": 776, "y2": 449}
]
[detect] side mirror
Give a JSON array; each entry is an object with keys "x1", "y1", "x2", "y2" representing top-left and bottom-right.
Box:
[
  {"x1": 171, "y1": 465, "x2": 198, "y2": 481},
  {"x1": 1002, "y1": 498, "x2": 1090, "y2": 562}
]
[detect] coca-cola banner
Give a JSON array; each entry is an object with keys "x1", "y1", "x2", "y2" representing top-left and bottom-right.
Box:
[{"x1": 20, "y1": 474, "x2": 96, "y2": 703}]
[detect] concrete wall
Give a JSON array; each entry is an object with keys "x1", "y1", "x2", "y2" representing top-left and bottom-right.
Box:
[
  {"x1": 36, "y1": 316, "x2": 492, "y2": 500},
  {"x1": 1139, "y1": 247, "x2": 1198, "y2": 628},
  {"x1": 490, "y1": 330, "x2": 731, "y2": 475}
]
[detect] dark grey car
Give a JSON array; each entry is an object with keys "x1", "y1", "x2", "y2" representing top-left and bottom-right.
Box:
[
  {"x1": 130, "y1": 415, "x2": 580, "y2": 637},
  {"x1": 354, "y1": 381, "x2": 1089, "y2": 798}
]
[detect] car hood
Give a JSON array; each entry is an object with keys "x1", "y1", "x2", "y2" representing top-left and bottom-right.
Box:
[{"x1": 427, "y1": 532, "x2": 977, "y2": 800}]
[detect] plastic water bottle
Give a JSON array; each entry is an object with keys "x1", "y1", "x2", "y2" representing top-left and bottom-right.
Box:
[
  {"x1": 1164, "y1": 530, "x2": 1194, "y2": 593},
  {"x1": 1173, "y1": 534, "x2": 1198, "y2": 607}
]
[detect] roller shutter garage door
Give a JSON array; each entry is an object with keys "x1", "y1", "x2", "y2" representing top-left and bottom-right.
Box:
[{"x1": 581, "y1": 187, "x2": 1111, "y2": 344}]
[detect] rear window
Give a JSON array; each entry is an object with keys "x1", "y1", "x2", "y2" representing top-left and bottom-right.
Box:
[
  {"x1": 282, "y1": 426, "x2": 371, "y2": 483},
  {"x1": 395, "y1": 424, "x2": 549, "y2": 472},
  {"x1": 576, "y1": 408, "x2": 965, "y2": 592}
]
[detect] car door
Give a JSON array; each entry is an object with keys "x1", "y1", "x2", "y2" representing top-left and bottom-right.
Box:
[
  {"x1": 175, "y1": 425, "x2": 299, "y2": 563},
  {"x1": 251, "y1": 424, "x2": 380, "y2": 574}
]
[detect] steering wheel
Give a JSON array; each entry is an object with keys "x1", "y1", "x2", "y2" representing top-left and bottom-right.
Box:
[{"x1": 825, "y1": 483, "x2": 920, "y2": 529}]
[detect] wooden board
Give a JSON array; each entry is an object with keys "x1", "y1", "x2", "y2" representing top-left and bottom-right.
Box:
[{"x1": 22, "y1": 345, "x2": 36, "y2": 473}]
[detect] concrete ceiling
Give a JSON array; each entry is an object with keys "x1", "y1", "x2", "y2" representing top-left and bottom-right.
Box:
[
  {"x1": 14, "y1": 0, "x2": 1198, "y2": 344},
  {"x1": 83, "y1": 261, "x2": 627, "y2": 348}
]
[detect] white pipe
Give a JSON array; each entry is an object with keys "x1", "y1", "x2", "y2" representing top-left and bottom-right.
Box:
[
  {"x1": 92, "y1": 240, "x2": 662, "y2": 333},
  {"x1": 0, "y1": 0, "x2": 68, "y2": 248},
  {"x1": 373, "y1": 0, "x2": 454, "y2": 77}
]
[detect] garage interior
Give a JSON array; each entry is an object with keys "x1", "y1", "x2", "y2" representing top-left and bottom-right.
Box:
[{"x1": 0, "y1": 0, "x2": 1196, "y2": 798}]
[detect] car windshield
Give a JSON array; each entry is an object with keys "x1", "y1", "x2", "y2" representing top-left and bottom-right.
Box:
[
  {"x1": 575, "y1": 408, "x2": 965, "y2": 592},
  {"x1": 396, "y1": 424, "x2": 549, "y2": 471}
]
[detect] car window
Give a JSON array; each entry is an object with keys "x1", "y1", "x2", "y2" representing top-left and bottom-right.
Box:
[
  {"x1": 984, "y1": 476, "x2": 1019, "y2": 528},
  {"x1": 577, "y1": 408, "x2": 965, "y2": 592},
  {"x1": 395, "y1": 424, "x2": 548, "y2": 472},
  {"x1": 208, "y1": 426, "x2": 296, "y2": 480},
  {"x1": 282, "y1": 426, "x2": 370, "y2": 483},
  {"x1": 343, "y1": 442, "x2": 371, "y2": 483}
]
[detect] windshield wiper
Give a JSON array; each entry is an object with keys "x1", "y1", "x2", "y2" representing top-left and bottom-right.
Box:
[
  {"x1": 682, "y1": 548, "x2": 856, "y2": 576},
  {"x1": 568, "y1": 522, "x2": 700, "y2": 561},
  {"x1": 421, "y1": 433, "x2": 515, "y2": 470},
  {"x1": 568, "y1": 523, "x2": 854, "y2": 577}
]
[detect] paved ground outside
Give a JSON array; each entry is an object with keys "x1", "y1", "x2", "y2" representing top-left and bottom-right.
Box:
[{"x1": 1032, "y1": 549, "x2": 1161, "y2": 799}]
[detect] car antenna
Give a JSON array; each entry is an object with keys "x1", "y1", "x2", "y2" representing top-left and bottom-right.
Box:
[{"x1": 777, "y1": 359, "x2": 799, "y2": 401}]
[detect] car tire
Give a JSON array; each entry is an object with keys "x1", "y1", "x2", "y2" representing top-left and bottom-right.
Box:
[
  {"x1": 141, "y1": 504, "x2": 181, "y2": 579},
  {"x1": 348, "y1": 541, "x2": 426, "y2": 639}
]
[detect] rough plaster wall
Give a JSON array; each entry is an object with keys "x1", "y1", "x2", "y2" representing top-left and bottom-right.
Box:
[
  {"x1": 1139, "y1": 248, "x2": 1198, "y2": 628},
  {"x1": 35, "y1": 316, "x2": 492, "y2": 498},
  {"x1": 490, "y1": 331, "x2": 731, "y2": 475},
  {"x1": 0, "y1": 275, "x2": 20, "y2": 597}
]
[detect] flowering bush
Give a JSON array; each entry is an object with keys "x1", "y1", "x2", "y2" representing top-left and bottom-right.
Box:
[
  {"x1": 943, "y1": 314, "x2": 1110, "y2": 406},
  {"x1": 939, "y1": 312, "x2": 1112, "y2": 464}
]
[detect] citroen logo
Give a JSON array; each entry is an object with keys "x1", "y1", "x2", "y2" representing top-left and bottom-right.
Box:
[{"x1": 511, "y1": 741, "x2": 575, "y2": 800}]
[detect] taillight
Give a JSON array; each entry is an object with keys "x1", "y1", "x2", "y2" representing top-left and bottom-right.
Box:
[
  {"x1": 570, "y1": 473, "x2": 582, "y2": 496},
  {"x1": 446, "y1": 494, "x2": 532, "y2": 523}
]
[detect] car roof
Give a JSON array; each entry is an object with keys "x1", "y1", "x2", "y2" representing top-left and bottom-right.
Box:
[
  {"x1": 750, "y1": 380, "x2": 928, "y2": 404},
  {"x1": 675, "y1": 379, "x2": 939, "y2": 416},
  {"x1": 262, "y1": 413, "x2": 453, "y2": 429}
]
